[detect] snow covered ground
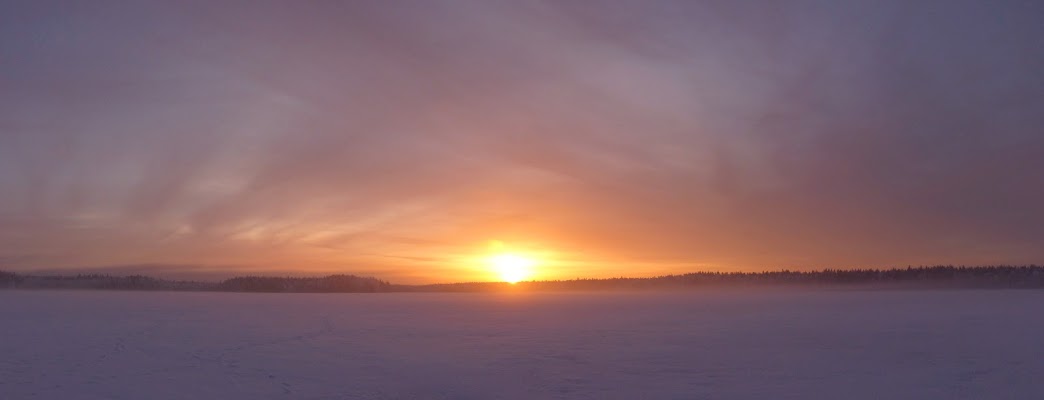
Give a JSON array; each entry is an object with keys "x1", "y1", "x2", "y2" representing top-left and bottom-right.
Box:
[{"x1": 2, "y1": 289, "x2": 1043, "y2": 399}]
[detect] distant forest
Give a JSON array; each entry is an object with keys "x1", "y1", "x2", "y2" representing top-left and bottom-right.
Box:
[
  {"x1": 3, "y1": 266, "x2": 1044, "y2": 293},
  {"x1": 0, "y1": 271, "x2": 391, "y2": 293}
]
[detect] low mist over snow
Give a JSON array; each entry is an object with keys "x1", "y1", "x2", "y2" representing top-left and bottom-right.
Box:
[{"x1": 2, "y1": 290, "x2": 1042, "y2": 399}]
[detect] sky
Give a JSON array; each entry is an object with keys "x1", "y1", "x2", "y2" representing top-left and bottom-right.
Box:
[{"x1": 1, "y1": 1, "x2": 1042, "y2": 283}]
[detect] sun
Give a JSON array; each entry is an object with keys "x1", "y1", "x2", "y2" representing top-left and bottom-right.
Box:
[{"x1": 489, "y1": 253, "x2": 535, "y2": 284}]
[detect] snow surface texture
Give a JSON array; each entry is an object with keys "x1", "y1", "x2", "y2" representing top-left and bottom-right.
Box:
[{"x1": 2, "y1": 290, "x2": 1043, "y2": 399}]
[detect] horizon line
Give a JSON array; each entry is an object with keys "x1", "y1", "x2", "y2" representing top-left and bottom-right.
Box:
[{"x1": 5, "y1": 264, "x2": 1043, "y2": 286}]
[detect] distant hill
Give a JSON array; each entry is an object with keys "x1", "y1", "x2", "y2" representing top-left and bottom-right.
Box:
[
  {"x1": 2, "y1": 266, "x2": 1044, "y2": 293},
  {"x1": 218, "y1": 275, "x2": 391, "y2": 293}
]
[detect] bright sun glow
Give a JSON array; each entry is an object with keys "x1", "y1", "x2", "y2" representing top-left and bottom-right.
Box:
[{"x1": 489, "y1": 253, "x2": 535, "y2": 284}]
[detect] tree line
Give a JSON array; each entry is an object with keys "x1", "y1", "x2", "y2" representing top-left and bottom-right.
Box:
[
  {"x1": 408, "y1": 265, "x2": 1044, "y2": 292},
  {"x1": 0, "y1": 272, "x2": 389, "y2": 293},
  {"x1": 2, "y1": 265, "x2": 1044, "y2": 293}
]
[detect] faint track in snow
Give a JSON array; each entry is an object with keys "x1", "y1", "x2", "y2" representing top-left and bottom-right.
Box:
[
  {"x1": 67, "y1": 316, "x2": 171, "y2": 373},
  {"x1": 185, "y1": 313, "x2": 339, "y2": 396},
  {"x1": 15, "y1": 310, "x2": 192, "y2": 397}
]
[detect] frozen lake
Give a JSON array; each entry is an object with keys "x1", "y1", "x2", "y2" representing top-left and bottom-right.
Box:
[{"x1": 2, "y1": 289, "x2": 1043, "y2": 399}]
